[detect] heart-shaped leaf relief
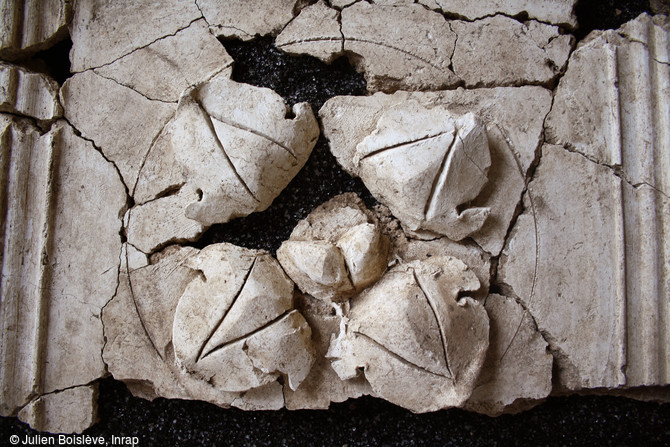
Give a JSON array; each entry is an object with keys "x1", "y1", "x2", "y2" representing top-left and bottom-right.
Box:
[
  {"x1": 354, "y1": 100, "x2": 491, "y2": 241},
  {"x1": 171, "y1": 75, "x2": 320, "y2": 226},
  {"x1": 172, "y1": 243, "x2": 316, "y2": 392},
  {"x1": 327, "y1": 256, "x2": 489, "y2": 413}
]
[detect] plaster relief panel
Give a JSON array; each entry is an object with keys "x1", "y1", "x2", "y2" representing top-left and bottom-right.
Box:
[{"x1": 2, "y1": 0, "x2": 669, "y2": 434}]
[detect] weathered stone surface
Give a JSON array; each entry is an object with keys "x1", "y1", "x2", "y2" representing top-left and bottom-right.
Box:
[
  {"x1": 126, "y1": 76, "x2": 318, "y2": 254},
  {"x1": 277, "y1": 1, "x2": 459, "y2": 92},
  {"x1": 0, "y1": 117, "x2": 125, "y2": 431},
  {"x1": 18, "y1": 385, "x2": 98, "y2": 434},
  {"x1": 320, "y1": 87, "x2": 551, "y2": 254},
  {"x1": 328, "y1": 256, "x2": 489, "y2": 412},
  {"x1": 0, "y1": 0, "x2": 71, "y2": 60},
  {"x1": 0, "y1": 63, "x2": 62, "y2": 125},
  {"x1": 197, "y1": 0, "x2": 301, "y2": 40},
  {"x1": 172, "y1": 244, "x2": 315, "y2": 393},
  {"x1": 95, "y1": 19, "x2": 234, "y2": 103},
  {"x1": 125, "y1": 186, "x2": 204, "y2": 254},
  {"x1": 103, "y1": 245, "x2": 205, "y2": 402},
  {"x1": 354, "y1": 104, "x2": 492, "y2": 241},
  {"x1": 418, "y1": 0, "x2": 578, "y2": 28},
  {"x1": 279, "y1": 5, "x2": 573, "y2": 91},
  {"x1": 539, "y1": 14, "x2": 670, "y2": 389},
  {"x1": 395, "y1": 238, "x2": 492, "y2": 300},
  {"x1": 277, "y1": 193, "x2": 390, "y2": 302},
  {"x1": 170, "y1": 75, "x2": 319, "y2": 226},
  {"x1": 284, "y1": 294, "x2": 372, "y2": 409},
  {"x1": 60, "y1": 70, "x2": 176, "y2": 190},
  {"x1": 70, "y1": 0, "x2": 201, "y2": 72},
  {"x1": 276, "y1": 1, "x2": 343, "y2": 64},
  {"x1": 546, "y1": 13, "x2": 669, "y2": 196},
  {"x1": 450, "y1": 16, "x2": 573, "y2": 88},
  {"x1": 464, "y1": 294, "x2": 553, "y2": 416},
  {"x1": 498, "y1": 144, "x2": 627, "y2": 390}
]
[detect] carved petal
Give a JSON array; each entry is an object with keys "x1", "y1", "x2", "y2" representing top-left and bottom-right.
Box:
[
  {"x1": 355, "y1": 102, "x2": 491, "y2": 240},
  {"x1": 171, "y1": 76, "x2": 319, "y2": 226},
  {"x1": 172, "y1": 243, "x2": 315, "y2": 392},
  {"x1": 328, "y1": 256, "x2": 489, "y2": 412}
]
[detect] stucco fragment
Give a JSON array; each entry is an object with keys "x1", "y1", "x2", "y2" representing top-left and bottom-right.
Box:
[
  {"x1": 170, "y1": 75, "x2": 319, "y2": 227},
  {"x1": 275, "y1": 1, "x2": 343, "y2": 64},
  {"x1": 172, "y1": 244, "x2": 315, "y2": 393},
  {"x1": 546, "y1": 13, "x2": 669, "y2": 196},
  {"x1": 125, "y1": 186, "x2": 205, "y2": 254},
  {"x1": 328, "y1": 257, "x2": 489, "y2": 412},
  {"x1": 320, "y1": 87, "x2": 550, "y2": 254},
  {"x1": 450, "y1": 16, "x2": 573, "y2": 87},
  {"x1": 0, "y1": 0, "x2": 71, "y2": 60},
  {"x1": 279, "y1": 5, "x2": 573, "y2": 91},
  {"x1": 498, "y1": 145, "x2": 627, "y2": 390},
  {"x1": 197, "y1": 0, "x2": 303, "y2": 40},
  {"x1": 132, "y1": 119, "x2": 185, "y2": 205},
  {"x1": 18, "y1": 385, "x2": 98, "y2": 434},
  {"x1": 395, "y1": 238, "x2": 492, "y2": 300},
  {"x1": 0, "y1": 63, "x2": 62, "y2": 125},
  {"x1": 464, "y1": 294, "x2": 553, "y2": 416},
  {"x1": 103, "y1": 245, "x2": 206, "y2": 402},
  {"x1": 60, "y1": 70, "x2": 176, "y2": 190},
  {"x1": 70, "y1": 0, "x2": 201, "y2": 72},
  {"x1": 284, "y1": 294, "x2": 372, "y2": 409},
  {"x1": 540, "y1": 14, "x2": 670, "y2": 388},
  {"x1": 354, "y1": 103, "x2": 491, "y2": 240},
  {"x1": 277, "y1": 1, "x2": 459, "y2": 92},
  {"x1": 0, "y1": 117, "x2": 125, "y2": 431},
  {"x1": 126, "y1": 76, "x2": 319, "y2": 254},
  {"x1": 277, "y1": 193, "x2": 390, "y2": 302},
  {"x1": 94, "y1": 19, "x2": 234, "y2": 103}
]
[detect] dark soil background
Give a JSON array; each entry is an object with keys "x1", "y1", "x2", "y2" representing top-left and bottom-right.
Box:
[{"x1": 2, "y1": 0, "x2": 670, "y2": 445}]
